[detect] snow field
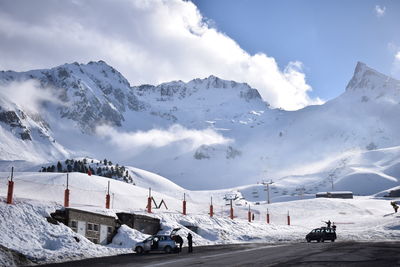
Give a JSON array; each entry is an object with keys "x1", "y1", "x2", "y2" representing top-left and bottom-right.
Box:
[{"x1": 0, "y1": 172, "x2": 399, "y2": 265}]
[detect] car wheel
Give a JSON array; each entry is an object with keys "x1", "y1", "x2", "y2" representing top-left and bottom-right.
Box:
[
  {"x1": 321, "y1": 238, "x2": 325, "y2": 242},
  {"x1": 331, "y1": 239, "x2": 335, "y2": 242},
  {"x1": 164, "y1": 246, "x2": 172, "y2": 254},
  {"x1": 306, "y1": 238, "x2": 311, "y2": 243},
  {"x1": 135, "y1": 246, "x2": 144, "y2": 254},
  {"x1": 317, "y1": 238, "x2": 321, "y2": 243}
]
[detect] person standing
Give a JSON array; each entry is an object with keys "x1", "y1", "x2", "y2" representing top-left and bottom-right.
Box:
[
  {"x1": 175, "y1": 235, "x2": 183, "y2": 252},
  {"x1": 187, "y1": 233, "x2": 193, "y2": 253},
  {"x1": 324, "y1": 220, "x2": 331, "y2": 228},
  {"x1": 391, "y1": 201, "x2": 399, "y2": 213}
]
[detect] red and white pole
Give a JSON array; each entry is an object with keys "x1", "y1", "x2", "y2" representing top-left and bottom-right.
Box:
[
  {"x1": 183, "y1": 193, "x2": 187, "y2": 215},
  {"x1": 105, "y1": 181, "x2": 111, "y2": 209},
  {"x1": 230, "y1": 199, "x2": 234, "y2": 219},
  {"x1": 287, "y1": 210, "x2": 291, "y2": 226},
  {"x1": 210, "y1": 196, "x2": 213, "y2": 217},
  {"x1": 6, "y1": 167, "x2": 14, "y2": 204},
  {"x1": 147, "y1": 187, "x2": 152, "y2": 213},
  {"x1": 266, "y1": 208, "x2": 270, "y2": 224},
  {"x1": 64, "y1": 173, "x2": 70, "y2": 207},
  {"x1": 248, "y1": 205, "x2": 251, "y2": 222}
]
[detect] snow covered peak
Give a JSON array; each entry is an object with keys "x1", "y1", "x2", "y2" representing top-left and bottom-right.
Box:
[{"x1": 345, "y1": 62, "x2": 400, "y2": 92}]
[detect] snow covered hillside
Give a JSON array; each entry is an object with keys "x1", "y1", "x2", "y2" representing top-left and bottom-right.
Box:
[
  {"x1": 0, "y1": 171, "x2": 399, "y2": 265},
  {"x1": 0, "y1": 61, "x2": 400, "y2": 195}
]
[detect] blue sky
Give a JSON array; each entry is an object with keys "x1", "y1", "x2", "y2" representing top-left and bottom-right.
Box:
[{"x1": 192, "y1": 0, "x2": 400, "y2": 100}]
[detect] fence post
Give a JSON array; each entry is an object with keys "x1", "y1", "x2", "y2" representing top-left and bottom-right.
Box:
[
  {"x1": 64, "y1": 173, "x2": 70, "y2": 207},
  {"x1": 230, "y1": 199, "x2": 234, "y2": 219},
  {"x1": 6, "y1": 167, "x2": 14, "y2": 204},
  {"x1": 210, "y1": 196, "x2": 213, "y2": 217},
  {"x1": 287, "y1": 210, "x2": 291, "y2": 226},
  {"x1": 183, "y1": 193, "x2": 187, "y2": 215},
  {"x1": 147, "y1": 188, "x2": 152, "y2": 213},
  {"x1": 105, "y1": 181, "x2": 111, "y2": 209},
  {"x1": 267, "y1": 208, "x2": 270, "y2": 224}
]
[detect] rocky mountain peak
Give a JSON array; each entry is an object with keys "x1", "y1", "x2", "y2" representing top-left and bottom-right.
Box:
[{"x1": 345, "y1": 61, "x2": 399, "y2": 92}]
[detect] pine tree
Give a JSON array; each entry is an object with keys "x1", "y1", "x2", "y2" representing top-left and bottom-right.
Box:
[
  {"x1": 57, "y1": 161, "x2": 62, "y2": 172},
  {"x1": 103, "y1": 158, "x2": 107, "y2": 165},
  {"x1": 73, "y1": 161, "x2": 78, "y2": 172}
]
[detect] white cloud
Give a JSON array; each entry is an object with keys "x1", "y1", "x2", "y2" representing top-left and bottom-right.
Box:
[
  {"x1": 375, "y1": 5, "x2": 386, "y2": 17},
  {"x1": 96, "y1": 124, "x2": 231, "y2": 152},
  {"x1": 392, "y1": 51, "x2": 400, "y2": 77},
  {"x1": 0, "y1": 80, "x2": 64, "y2": 114},
  {"x1": 0, "y1": 0, "x2": 322, "y2": 110}
]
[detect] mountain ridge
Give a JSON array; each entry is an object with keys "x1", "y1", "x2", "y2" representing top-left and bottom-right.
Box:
[{"x1": 0, "y1": 61, "x2": 399, "y2": 192}]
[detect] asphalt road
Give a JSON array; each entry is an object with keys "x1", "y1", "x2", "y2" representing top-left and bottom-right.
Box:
[{"x1": 42, "y1": 241, "x2": 400, "y2": 267}]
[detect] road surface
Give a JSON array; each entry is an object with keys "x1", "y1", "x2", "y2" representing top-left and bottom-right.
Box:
[{"x1": 43, "y1": 241, "x2": 400, "y2": 266}]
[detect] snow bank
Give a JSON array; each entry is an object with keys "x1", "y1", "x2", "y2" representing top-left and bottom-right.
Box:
[{"x1": 0, "y1": 198, "x2": 130, "y2": 265}]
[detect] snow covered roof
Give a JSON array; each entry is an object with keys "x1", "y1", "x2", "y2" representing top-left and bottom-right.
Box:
[{"x1": 316, "y1": 191, "x2": 353, "y2": 195}]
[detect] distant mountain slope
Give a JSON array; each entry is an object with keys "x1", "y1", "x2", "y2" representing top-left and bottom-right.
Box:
[
  {"x1": 0, "y1": 95, "x2": 68, "y2": 162},
  {"x1": 0, "y1": 61, "x2": 399, "y2": 194}
]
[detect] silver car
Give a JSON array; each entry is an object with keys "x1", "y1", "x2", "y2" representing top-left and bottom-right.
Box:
[{"x1": 134, "y1": 229, "x2": 180, "y2": 254}]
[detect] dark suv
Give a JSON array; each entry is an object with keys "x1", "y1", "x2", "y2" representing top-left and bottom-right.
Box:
[{"x1": 306, "y1": 227, "x2": 336, "y2": 242}]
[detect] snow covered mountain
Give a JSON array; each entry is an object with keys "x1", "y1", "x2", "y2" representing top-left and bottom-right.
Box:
[
  {"x1": 0, "y1": 93, "x2": 68, "y2": 163},
  {"x1": 0, "y1": 61, "x2": 399, "y2": 194}
]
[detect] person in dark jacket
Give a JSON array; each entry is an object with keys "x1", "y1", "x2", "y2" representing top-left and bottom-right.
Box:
[
  {"x1": 324, "y1": 220, "x2": 331, "y2": 228},
  {"x1": 187, "y1": 233, "x2": 193, "y2": 253},
  {"x1": 173, "y1": 235, "x2": 183, "y2": 252},
  {"x1": 391, "y1": 201, "x2": 399, "y2": 213}
]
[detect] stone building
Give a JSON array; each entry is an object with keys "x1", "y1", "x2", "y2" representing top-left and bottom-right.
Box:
[
  {"x1": 316, "y1": 191, "x2": 353, "y2": 199},
  {"x1": 51, "y1": 208, "x2": 116, "y2": 245},
  {"x1": 116, "y1": 213, "x2": 160, "y2": 235}
]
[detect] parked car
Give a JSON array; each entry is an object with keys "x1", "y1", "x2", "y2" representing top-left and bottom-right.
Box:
[
  {"x1": 134, "y1": 228, "x2": 181, "y2": 254},
  {"x1": 306, "y1": 227, "x2": 336, "y2": 242}
]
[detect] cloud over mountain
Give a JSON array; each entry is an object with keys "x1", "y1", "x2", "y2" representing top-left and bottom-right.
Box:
[{"x1": 0, "y1": 0, "x2": 322, "y2": 110}]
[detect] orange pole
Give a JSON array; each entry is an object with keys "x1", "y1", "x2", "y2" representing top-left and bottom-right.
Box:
[
  {"x1": 182, "y1": 193, "x2": 187, "y2": 215},
  {"x1": 106, "y1": 194, "x2": 110, "y2": 209},
  {"x1": 64, "y1": 173, "x2": 70, "y2": 207},
  {"x1": 147, "y1": 197, "x2": 152, "y2": 213},
  {"x1": 147, "y1": 188, "x2": 152, "y2": 213},
  {"x1": 64, "y1": 189, "x2": 70, "y2": 207},
  {"x1": 106, "y1": 181, "x2": 111, "y2": 209},
  {"x1": 248, "y1": 211, "x2": 251, "y2": 222},
  {"x1": 229, "y1": 199, "x2": 234, "y2": 219},
  {"x1": 6, "y1": 167, "x2": 14, "y2": 204},
  {"x1": 267, "y1": 211, "x2": 270, "y2": 224},
  {"x1": 287, "y1": 211, "x2": 291, "y2": 226},
  {"x1": 210, "y1": 205, "x2": 213, "y2": 217},
  {"x1": 6, "y1": 181, "x2": 14, "y2": 204}
]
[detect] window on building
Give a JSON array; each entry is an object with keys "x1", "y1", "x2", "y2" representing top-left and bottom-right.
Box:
[
  {"x1": 107, "y1": 226, "x2": 112, "y2": 234},
  {"x1": 93, "y1": 224, "x2": 99, "y2": 232},
  {"x1": 88, "y1": 223, "x2": 93, "y2": 231},
  {"x1": 92, "y1": 239, "x2": 98, "y2": 244},
  {"x1": 70, "y1": 220, "x2": 78, "y2": 232}
]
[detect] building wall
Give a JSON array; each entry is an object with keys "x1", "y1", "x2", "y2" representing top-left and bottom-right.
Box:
[
  {"x1": 66, "y1": 209, "x2": 116, "y2": 244},
  {"x1": 116, "y1": 213, "x2": 160, "y2": 235}
]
